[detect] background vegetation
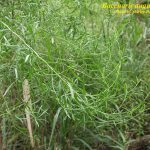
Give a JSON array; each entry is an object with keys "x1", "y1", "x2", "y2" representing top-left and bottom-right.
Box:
[{"x1": 0, "y1": 0, "x2": 150, "y2": 149}]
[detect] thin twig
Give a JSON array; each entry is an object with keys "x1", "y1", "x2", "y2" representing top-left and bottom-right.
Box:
[{"x1": 23, "y1": 79, "x2": 34, "y2": 148}]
